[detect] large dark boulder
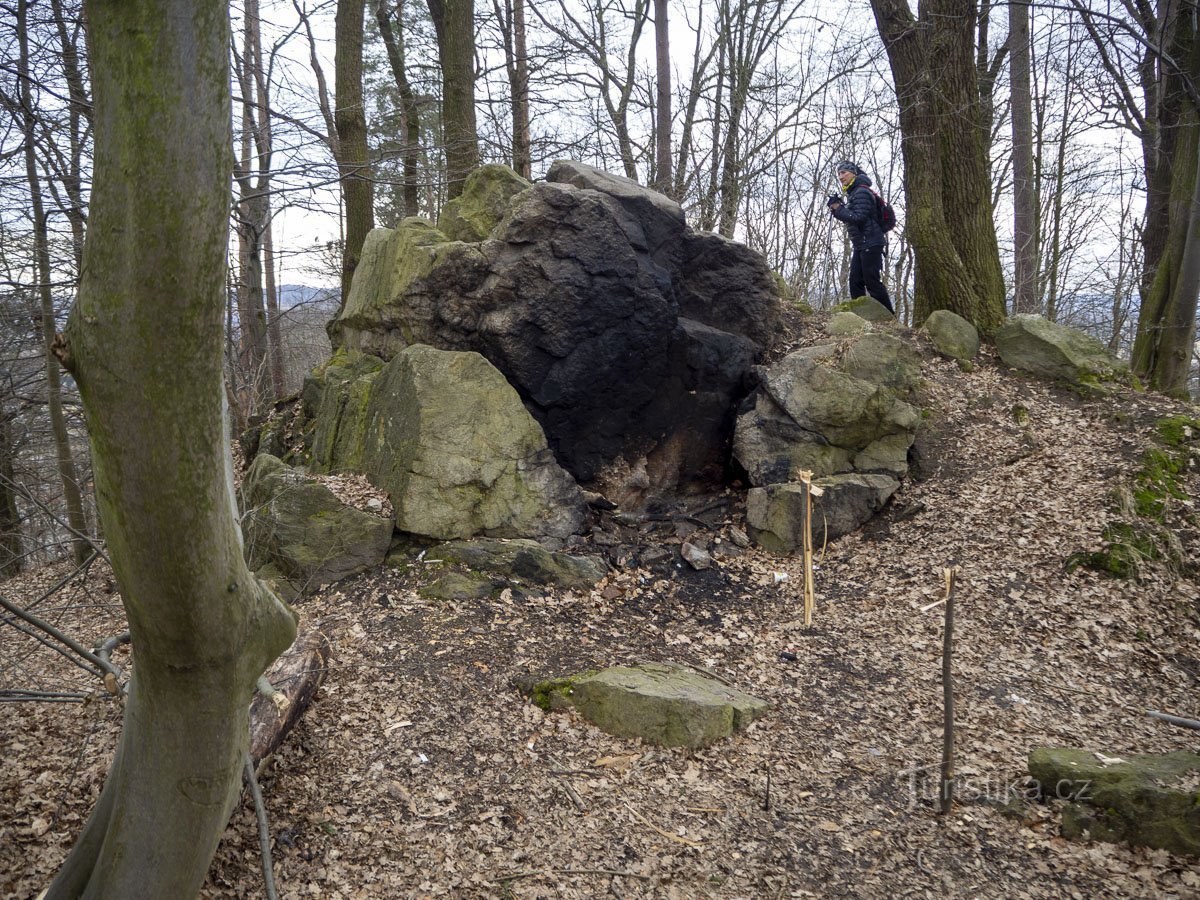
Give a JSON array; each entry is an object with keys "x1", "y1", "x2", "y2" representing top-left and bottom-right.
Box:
[{"x1": 327, "y1": 161, "x2": 784, "y2": 503}]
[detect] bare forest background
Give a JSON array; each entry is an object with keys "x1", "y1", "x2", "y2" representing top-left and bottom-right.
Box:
[{"x1": 0, "y1": 0, "x2": 1196, "y2": 583}]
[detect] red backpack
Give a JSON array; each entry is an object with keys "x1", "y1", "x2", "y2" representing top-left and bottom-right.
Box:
[{"x1": 869, "y1": 188, "x2": 897, "y2": 233}]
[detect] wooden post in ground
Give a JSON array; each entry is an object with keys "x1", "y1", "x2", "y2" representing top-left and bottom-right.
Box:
[{"x1": 939, "y1": 567, "x2": 958, "y2": 814}]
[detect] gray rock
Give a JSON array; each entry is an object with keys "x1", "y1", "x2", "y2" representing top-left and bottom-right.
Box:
[
  {"x1": 922, "y1": 309, "x2": 980, "y2": 360},
  {"x1": 569, "y1": 662, "x2": 770, "y2": 748},
  {"x1": 437, "y1": 537, "x2": 606, "y2": 591},
  {"x1": 828, "y1": 311, "x2": 869, "y2": 336},
  {"x1": 995, "y1": 315, "x2": 1130, "y2": 385},
  {"x1": 681, "y1": 541, "x2": 713, "y2": 570},
  {"x1": 733, "y1": 330, "x2": 921, "y2": 490},
  {"x1": 360, "y1": 345, "x2": 587, "y2": 541},
  {"x1": 746, "y1": 474, "x2": 899, "y2": 554},
  {"x1": 241, "y1": 454, "x2": 394, "y2": 591}
]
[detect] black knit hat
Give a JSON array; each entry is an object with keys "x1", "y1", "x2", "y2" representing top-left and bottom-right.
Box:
[{"x1": 835, "y1": 161, "x2": 860, "y2": 175}]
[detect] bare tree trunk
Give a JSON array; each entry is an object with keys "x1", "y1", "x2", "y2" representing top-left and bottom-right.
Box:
[
  {"x1": 653, "y1": 0, "x2": 671, "y2": 194},
  {"x1": 263, "y1": 221, "x2": 286, "y2": 400},
  {"x1": 376, "y1": 0, "x2": 422, "y2": 216},
  {"x1": 493, "y1": 0, "x2": 532, "y2": 178},
  {"x1": 46, "y1": 0, "x2": 296, "y2": 892},
  {"x1": 0, "y1": 415, "x2": 22, "y2": 578},
  {"x1": 1133, "y1": 102, "x2": 1200, "y2": 396},
  {"x1": 870, "y1": 0, "x2": 1007, "y2": 333},
  {"x1": 427, "y1": 0, "x2": 480, "y2": 199},
  {"x1": 16, "y1": 0, "x2": 90, "y2": 566},
  {"x1": 1009, "y1": 0, "x2": 1037, "y2": 314},
  {"x1": 336, "y1": 0, "x2": 375, "y2": 303}
]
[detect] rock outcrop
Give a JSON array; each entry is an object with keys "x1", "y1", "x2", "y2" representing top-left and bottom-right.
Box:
[
  {"x1": 306, "y1": 345, "x2": 587, "y2": 541},
  {"x1": 326, "y1": 160, "x2": 782, "y2": 503}
]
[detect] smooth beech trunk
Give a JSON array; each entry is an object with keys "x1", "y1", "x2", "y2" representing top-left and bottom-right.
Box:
[{"x1": 46, "y1": 0, "x2": 296, "y2": 895}]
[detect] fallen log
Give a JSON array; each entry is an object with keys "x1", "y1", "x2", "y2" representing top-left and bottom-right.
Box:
[{"x1": 249, "y1": 626, "x2": 331, "y2": 766}]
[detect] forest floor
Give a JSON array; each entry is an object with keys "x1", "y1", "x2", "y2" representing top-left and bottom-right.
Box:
[{"x1": 2, "y1": 314, "x2": 1200, "y2": 898}]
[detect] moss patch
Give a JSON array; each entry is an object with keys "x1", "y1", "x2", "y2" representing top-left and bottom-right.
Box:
[{"x1": 1067, "y1": 415, "x2": 1197, "y2": 579}]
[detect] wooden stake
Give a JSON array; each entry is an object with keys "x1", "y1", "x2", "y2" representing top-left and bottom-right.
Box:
[
  {"x1": 800, "y1": 470, "x2": 815, "y2": 627},
  {"x1": 939, "y1": 567, "x2": 958, "y2": 815}
]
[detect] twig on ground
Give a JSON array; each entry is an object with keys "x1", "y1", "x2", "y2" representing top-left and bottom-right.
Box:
[
  {"x1": 244, "y1": 752, "x2": 280, "y2": 900},
  {"x1": 1146, "y1": 709, "x2": 1200, "y2": 731},
  {"x1": 625, "y1": 803, "x2": 703, "y2": 847}
]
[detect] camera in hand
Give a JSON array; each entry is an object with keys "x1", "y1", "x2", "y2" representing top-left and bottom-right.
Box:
[{"x1": 827, "y1": 193, "x2": 842, "y2": 208}]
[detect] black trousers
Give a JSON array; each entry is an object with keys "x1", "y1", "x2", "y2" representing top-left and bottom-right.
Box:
[{"x1": 849, "y1": 246, "x2": 893, "y2": 312}]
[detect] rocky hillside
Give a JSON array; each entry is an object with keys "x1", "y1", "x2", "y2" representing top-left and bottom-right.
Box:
[{"x1": 2, "y1": 303, "x2": 1198, "y2": 898}]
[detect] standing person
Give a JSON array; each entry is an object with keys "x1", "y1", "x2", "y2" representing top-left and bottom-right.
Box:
[{"x1": 827, "y1": 161, "x2": 893, "y2": 313}]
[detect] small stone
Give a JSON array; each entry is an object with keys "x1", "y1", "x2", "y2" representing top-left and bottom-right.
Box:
[
  {"x1": 681, "y1": 542, "x2": 713, "y2": 570},
  {"x1": 728, "y1": 526, "x2": 751, "y2": 548}
]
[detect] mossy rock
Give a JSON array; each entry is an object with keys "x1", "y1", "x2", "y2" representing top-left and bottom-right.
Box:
[
  {"x1": 330, "y1": 220, "x2": 489, "y2": 358},
  {"x1": 437, "y1": 538, "x2": 606, "y2": 591},
  {"x1": 419, "y1": 571, "x2": 500, "y2": 601},
  {"x1": 827, "y1": 311, "x2": 869, "y2": 336},
  {"x1": 832, "y1": 296, "x2": 895, "y2": 322},
  {"x1": 359, "y1": 345, "x2": 587, "y2": 541},
  {"x1": 995, "y1": 315, "x2": 1130, "y2": 386},
  {"x1": 921, "y1": 309, "x2": 979, "y2": 361},
  {"x1": 437, "y1": 164, "x2": 532, "y2": 242},
  {"x1": 568, "y1": 662, "x2": 769, "y2": 748},
  {"x1": 1028, "y1": 747, "x2": 1200, "y2": 856},
  {"x1": 242, "y1": 454, "x2": 394, "y2": 591},
  {"x1": 746, "y1": 474, "x2": 899, "y2": 554}
]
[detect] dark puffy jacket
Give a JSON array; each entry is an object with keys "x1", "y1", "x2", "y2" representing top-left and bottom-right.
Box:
[{"x1": 832, "y1": 174, "x2": 885, "y2": 250}]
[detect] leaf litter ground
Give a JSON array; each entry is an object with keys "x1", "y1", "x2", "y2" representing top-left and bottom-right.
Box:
[{"x1": 2, "y1": 315, "x2": 1199, "y2": 898}]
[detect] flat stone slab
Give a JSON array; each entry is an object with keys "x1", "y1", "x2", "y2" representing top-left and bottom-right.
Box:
[
  {"x1": 570, "y1": 662, "x2": 769, "y2": 748},
  {"x1": 1029, "y1": 747, "x2": 1200, "y2": 856}
]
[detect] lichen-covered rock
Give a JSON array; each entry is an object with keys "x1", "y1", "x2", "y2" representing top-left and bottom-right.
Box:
[
  {"x1": 436, "y1": 537, "x2": 606, "y2": 591},
  {"x1": 746, "y1": 474, "x2": 900, "y2": 554},
  {"x1": 833, "y1": 296, "x2": 894, "y2": 322},
  {"x1": 356, "y1": 345, "x2": 587, "y2": 540},
  {"x1": 995, "y1": 315, "x2": 1130, "y2": 385},
  {"x1": 241, "y1": 453, "x2": 394, "y2": 592},
  {"x1": 568, "y1": 662, "x2": 769, "y2": 748},
  {"x1": 828, "y1": 311, "x2": 869, "y2": 336},
  {"x1": 306, "y1": 349, "x2": 385, "y2": 473},
  {"x1": 331, "y1": 218, "x2": 491, "y2": 360},
  {"x1": 734, "y1": 327, "x2": 922, "y2": 493},
  {"x1": 437, "y1": 164, "x2": 533, "y2": 242},
  {"x1": 419, "y1": 571, "x2": 499, "y2": 601},
  {"x1": 1029, "y1": 747, "x2": 1200, "y2": 856},
  {"x1": 922, "y1": 309, "x2": 980, "y2": 360}
]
